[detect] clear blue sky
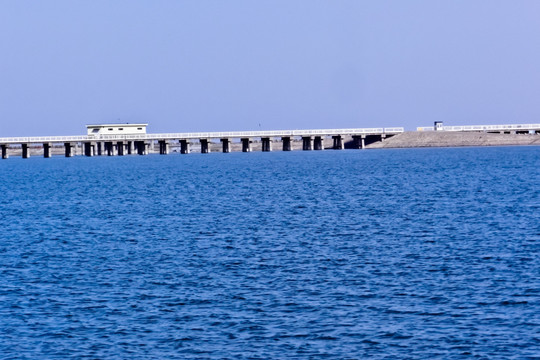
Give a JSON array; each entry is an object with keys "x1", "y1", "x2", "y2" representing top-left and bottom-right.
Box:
[{"x1": 1, "y1": 1, "x2": 539, "y2": 136}]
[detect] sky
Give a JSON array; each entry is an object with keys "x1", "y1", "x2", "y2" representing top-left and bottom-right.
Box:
[{"x1": 1, "y1": 1, "x2": 540, "y2": 136}]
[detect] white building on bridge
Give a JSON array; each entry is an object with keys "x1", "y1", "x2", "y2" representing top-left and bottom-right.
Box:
[{"x1": 86, "y1": 123, "x2": 147, "y2": 136}]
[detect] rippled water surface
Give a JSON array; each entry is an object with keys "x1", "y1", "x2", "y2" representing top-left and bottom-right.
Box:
[{"x1": 0, "y1": 147, "x2": 538, "y2": 359}]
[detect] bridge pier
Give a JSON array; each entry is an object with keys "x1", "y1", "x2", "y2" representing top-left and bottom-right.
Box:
[
  {"x1": 352, "y1": 135, "x2": 366, "y2": 149},
  {"x1": 200, "y1": 139, "x2": 210, "y2": 153},
  {"x1": 145, "y1": 140, "x2": 153, "y2": 154},
  {"x1": 1, "y1": 145, "x2": 8, "y2": 159},
  {"x1": 84, "y1": 142, "x2": 95, "y2": 156},
  {"x1": 104, "y1": 142, "x2": 117, "y2": 156},
  {"x1": 116, "y1": 141, "x2": 125, "y2": 156},
  {"x1": 241, "y1": 138, "x2": 251, "y2": 152},
  {"x1": 332, "y1": 135, "x2": 344, "y2": 150},
  {"x1": 314, "y1": 136, "x2": 324, "y2": 150},
  {"x1": 221, "y1": 138, "x2": 231, "y2": 153},
  {"x1": 43, "y1": 143, "x2": 52, "y2": 158},
  {"x1": 180, "y1": 139, "x2": 190, "y2": 154},
  {"x1": 22, "y1": 144, "x2": 30, "y2": 158},
  {"x1": 302, "y1": 136, "x2": 313, "y2": 151},
  {"x1": 127, "y1": 141, "x2": 134, "y2": 155},
  {"x1": 134, "y1": 141, "x2": 147, "y2": 155},
  {"x1": 261, "y1": 137, "x2": 272, "y2": 152},
  {"x1": 282, "y1": 137, "x2": 292, "y2": 151},
  {"x1": 64, "y1": 143, "x2": 74, "y2": 157},
  {"x1": 158, "y1": 140, "x2": 169, "y2": 155}
]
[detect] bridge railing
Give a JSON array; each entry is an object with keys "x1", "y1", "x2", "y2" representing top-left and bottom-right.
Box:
[
  {"x1": 0, "y1": 135, "x2": 90, "y2": 144},
  {"x1": 417, "y1": 124, "x2": 540, "y2": 132},
  {"x1": 140, "y1": 128, "x2": 390, "y2": 139},
  {"x1": 383, "y1": 127, "x2": 404, "y2": 133}
]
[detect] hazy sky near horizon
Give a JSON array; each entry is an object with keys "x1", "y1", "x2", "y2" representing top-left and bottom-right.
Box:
[{"x1": 1, "y1": 1, "x2": 540, "y2": 136}]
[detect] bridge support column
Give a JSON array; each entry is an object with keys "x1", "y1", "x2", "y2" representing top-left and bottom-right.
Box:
[
  {"x1": 314, "y1": 136, "x2": 324, "y2": 150},
  {"x1": 145, "y1": 140, "x2": 152, "y2": 154},
  {"x1": 332, "y1": 136, "x2": 344, "y2": 150},
  {"x1": 43, "y1": 143, "x2": 52, "y2": 158},
  {"x1": 1, "y1": 145, "x2": 9, "y2": 159},
  {"x1": 64, "y1": 143, "x2": 74, "y2": 157},
  {"x1": 84, "y1": 142, "x2": 95, "y2": 157},
  {"x1": 127, "y1": 141, "x2": 134, "y2": 155},
  {"x1": 104, "y1": 142, "x2": 116, "y2": 156},
  {"x1": 200, "y1": 139, "x2": 210, "y2": 153},
  {"x1": 380, "y1": 134, "x2": 386, "y2": 142},
  {"x1": 302, "y1": 136, "x2": 313, "y2": 151},
  {"x1": 134, "y1": 141, "x2": 147, "y2": 155},
  {"x1": 261, "y1": 137, "x2": 272, "y2": 152},
  {"x1": 221, "y1": 138, "x2": 231, "y2": 153},
  {"x1": 352, "y1": 136, "x2": 366, "y2": 149},
  {"x1": 116, "y1": 141, "x2": 125, "y2": 156},
  {"x1": 180, "y1": 140, "x2": 190, "y2": 154},
  {"x1": 241, "y1": 138, "x2": 251, "y2": 152},
  {"x1": 22, "y1": 144, "x2": 30, "y2": 158},
  {"x1": 282, "y1": 137, "x2": 292, "y2": 151},
  {"x1": 158, "y1": 140, "x2": 169, "y2": 155}
]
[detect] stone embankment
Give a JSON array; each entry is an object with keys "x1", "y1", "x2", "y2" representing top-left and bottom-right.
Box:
[{"x1": 367, "y1": 131, "x2": 540, "y2": 149}]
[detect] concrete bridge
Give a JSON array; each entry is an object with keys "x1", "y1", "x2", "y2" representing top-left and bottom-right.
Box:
[{"x1": 0, "y1": 127, "x2": 404, "y2": 159}]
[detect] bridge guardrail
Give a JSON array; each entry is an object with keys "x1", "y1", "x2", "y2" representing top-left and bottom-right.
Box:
[{"x1": 417, "y1": 124, "x2": 540, "y2": 132}]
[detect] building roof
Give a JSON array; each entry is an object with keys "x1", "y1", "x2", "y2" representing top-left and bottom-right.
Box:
[{"x1": 86, "y1": 123, "x2": 148, "y2": 127}]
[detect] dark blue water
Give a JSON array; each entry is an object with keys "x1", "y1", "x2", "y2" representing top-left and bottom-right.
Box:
[{"x1": 0, "y1": 147, "x2": 538, "y2": 359}]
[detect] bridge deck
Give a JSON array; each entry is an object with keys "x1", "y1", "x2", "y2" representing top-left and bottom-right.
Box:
[{"x1": 0, "y1": 127, "x2": 404, "y2": 144}]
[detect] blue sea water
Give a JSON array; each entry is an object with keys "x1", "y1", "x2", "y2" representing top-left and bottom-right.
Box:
[{"x1": 0, "y1": 147, "x2": 538, "y2": 359}]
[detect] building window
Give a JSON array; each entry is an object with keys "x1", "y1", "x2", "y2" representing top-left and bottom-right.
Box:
[
  {"x1": 119, "y1": 128, "x2": 123, "y2": 130},
  {"x1": 137, "y1": 128, "x2": 143, "y2": 130},
  {"x1": 108, "y1": 128, "x2": 113, "y2": 131}
]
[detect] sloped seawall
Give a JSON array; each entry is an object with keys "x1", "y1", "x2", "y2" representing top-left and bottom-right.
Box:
[{"x1": 368, "y1": 131, "x2": 540, "y2": 149}]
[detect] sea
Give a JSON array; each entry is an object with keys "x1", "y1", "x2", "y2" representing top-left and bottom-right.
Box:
[{"x1": 0, "y1": 146, "x2": 538, "y2": 359}]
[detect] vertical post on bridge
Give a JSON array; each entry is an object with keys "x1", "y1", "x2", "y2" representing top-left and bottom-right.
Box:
[
  {"x1": 158, "y1": 140, "x2": 169, "y2": 155},
  {"x1": 43, "y1": 143, "x2": 52, "y2": 158},
  {"x1": 261, "y1": 137, "x2": 272, "y2": 152},
  {"x1": 241, "y1": 138, "x2": 251, "y2": 152},
  {"x1": 180, "y1": 139, "x2": 190, "y2": 154},
  {"x1": 314, "y1": 136, "x2": 324, "y2": 150},
  {"x1": 22, "y1": 144, "x2": 30, "y2": 158},
  {"x1": 117, "y1": 141, "x2": 125, "y2": 156},
  {"x1": 221, "y1": 138, "x2": 231, "y2": 153},
  {"x1": 302, "y1": 136, "x2": 313, "y2": 150},
  {"x1": 84, "y1": 142, "x2": 95, "y2": 157},
  {"x1": 64, "y1": 143, "x2": 74, "y2": 157},
  {"x1": 1, "y1": 144, "x2": 9, "y2": 159},
  {"x1": 352, "y1": 136, "x2": 366, "y2": 149},
  {"x1": 332, "y1": 135, "x2": 344, "y2": 150},
  {"x1": 200, "y1": 139, "x2": 210, "y2": 153},
  {"x1": 281, "y1": 137, "x2": 292, "y2": 151}
]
